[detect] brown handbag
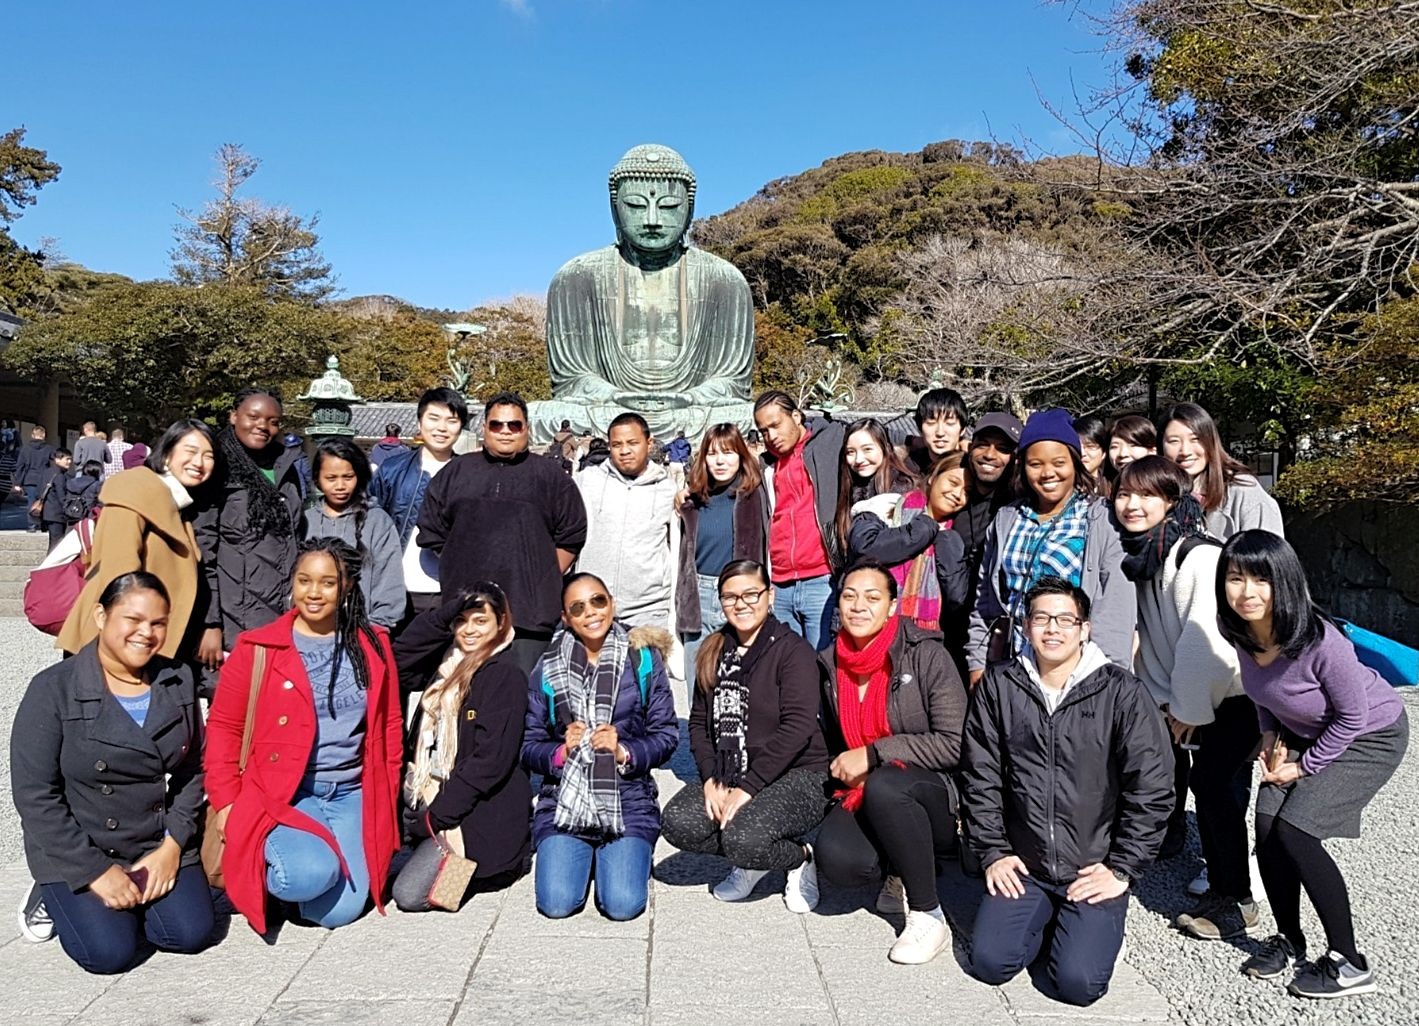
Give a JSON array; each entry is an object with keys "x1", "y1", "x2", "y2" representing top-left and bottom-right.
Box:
[
  {"x1": 425, "y1": 812, "x2": 478, "y2": 911},
  {"x1": 200, "y1": 646, "x2": 267, "y2": 889}
]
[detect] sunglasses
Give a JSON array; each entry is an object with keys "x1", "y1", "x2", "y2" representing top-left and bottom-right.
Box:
[
  {"x1": 487, "y1": 419, "x2": 525, "y2": 433},
  {"x1": 566, "y1": 593, "x2": 610, "y2": 618}
]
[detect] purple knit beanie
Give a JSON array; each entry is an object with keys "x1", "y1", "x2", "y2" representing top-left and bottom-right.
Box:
[{"x1": 1017, "y1": 408, "x2": 1080, "y2": 455}]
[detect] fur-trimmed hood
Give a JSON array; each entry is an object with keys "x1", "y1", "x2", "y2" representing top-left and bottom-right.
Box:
[{"x1": 628, "y1": 625, "x2": 674, "y2": 661}]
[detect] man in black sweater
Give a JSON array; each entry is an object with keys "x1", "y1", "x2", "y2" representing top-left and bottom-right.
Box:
[{"x1": 416, "y1": 391, "x2": 588, "y2": 674}]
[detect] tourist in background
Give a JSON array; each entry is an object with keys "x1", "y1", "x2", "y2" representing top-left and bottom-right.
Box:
[
  {"x1": 370, "y1": 387, "x2": 466, "y2": 622},
  {"x1": 1115, "y1": 456, "x2": 1260, "y2": 938},
  {"x1": 1219, "y1": 530, "x2": 1407, "y2": 999},
  {"x1": 35, "y1": 447, "x2": 74, "y2": 547},
  {"x1": 667, "y1": 429, "x2": 692, "y2": 466},
  {"x1": 661, "y1": 560, "x2": 829, "y2": 913},
  {"x1": 576, "y1": 412, "x2": 679, "y2": 632},
  {"x1": 904, "y1": 387, "x2": 970, "y2": 477},
  {"x1": 58, "y1": 420, "x2": 217, "y2": 662},
  {"x1": 393, "y1": 582, "x2": 530, "y2": 912},
  {"x1": 204, "y1": 539, "x2": 403, "y2": 933},
  {"x1": 13, "y1": 424, "x2": 56, "y2": 532},
  {"x1": 1073, "y1": 415, "x2": 1109, "y2": 494},
  {"x1": 833, "y1": 417, "x2": 918, "y2": 569},
  {"x1": 753, "y1": 390, "x2": 847, "y2": 650},
  {"x1": 963, "y1": 578, "x2": 1173, "y2": 1006},
  {"x1": 369, "y1": 422, "x2": 407, "y2": 469},
  {"x1": 194, "y1": 388, "x2": 304, "y2": 690},
  {"x1": 814, "y1": 561, "x2": 967, "y2": 964},
  {"x1": 677, "y1": 423, "x2": 766, "y2": 695},
  {"x1": 522, "y1": 574, "x2": 678, "y2": 921},
  {"x1": 303, "y1": 437, "x2": 405, "y2": 630},
  {"x1": 103, "y1": 426, "x2": 132, "y2": 479},
  {"x1": 50, "y1": 459, "x2": 103, "y2": 542},
  {"x1": 417, "y1": 391, "x2": 587, "y2": 675},
  {"x1": 72, "y1": 420, "x2": 108, "y2": 472},
  {"x1": 12, "y1": 573, "x2": 213, "y2": 969},
  {"x1": 1160, "y1": 402, "x2": 1283, "y2": 539},
  {"x1": 967, "y1": 408, "x2": 1135, "y2": 682},
  {"x1": 952, "y1": 413, "x2": 1021, "y2": 622},
  {"x1": 121, "y1": 439, "x2": 149, "y2": 470}
]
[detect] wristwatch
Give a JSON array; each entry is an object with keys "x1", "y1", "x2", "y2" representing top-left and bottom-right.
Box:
[{"x1": 1109, "y1": 866, "x2": 1130, "y2": 883}]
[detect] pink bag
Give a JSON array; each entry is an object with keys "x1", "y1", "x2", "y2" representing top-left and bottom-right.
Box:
[{"x1": 24, "y1": 515, "x2": 97, "y2": 635}]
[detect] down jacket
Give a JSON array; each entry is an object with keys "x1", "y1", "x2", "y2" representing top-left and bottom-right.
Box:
[{"x1": 961, "y1": 650, "x2": 1174, "y2": 884}]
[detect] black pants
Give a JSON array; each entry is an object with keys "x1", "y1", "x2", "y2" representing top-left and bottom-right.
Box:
[
  {"x1": 661, "y1": 769, "x2": 829, "y2": 872},
  {"x1": 1165, "y1": 740, "x2": 1191, "y2": 848},
  {"x1": 1189, "y1": 694, "x2": 1260, "y2": 901},
  {"x1": 507, "y1": 629, "x2": 553, "y2": 677},
  {"x1": 815, "y1": 764, "x2": 957, "y2": 912}
]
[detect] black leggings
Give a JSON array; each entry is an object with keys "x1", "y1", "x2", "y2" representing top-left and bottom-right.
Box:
[
  {"x1": 661, "y1": 768, "x2": 829, "y2": 872},
  {"x1": 815, "y1": 764, "x2": 957, "y2": 912},
  {"x1": 1256, "y1": 813, "x2": 1357, "y2": 961},
  {"x1": 1189, "y1": 695, "x2": 1260, "y2": 901}
]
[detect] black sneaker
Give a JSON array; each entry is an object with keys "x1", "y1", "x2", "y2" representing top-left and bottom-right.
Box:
[
  {"x1": 1288, "y1": 951, "x2": 1376, "y2": 999},
  {"x1": 16, "y1": 882, "x2": 54, "y2": 943},
  {"x1": 1242, "y1": 934, "x2": 1304, "y2": 980},
  {"x1": 1175, "y1": 895, "x2": 1262, "y2": 940}
]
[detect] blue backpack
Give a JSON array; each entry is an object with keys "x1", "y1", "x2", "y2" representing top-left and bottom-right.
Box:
[{"x1": 540, "y1": 646, "x2": 654, "y2": 726}]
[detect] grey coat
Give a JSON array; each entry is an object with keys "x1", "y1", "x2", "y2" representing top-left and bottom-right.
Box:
[
  {"x1": 817, "y1": 620, "x2": 968, "y2": 775},
  {"x1": 759, "y1": 416, "x2": 848, "y2": 577},
  {"x1": 10, "y1": 645, "x2": 205, "y2": 890},
  {"x1": 966, "y1": 497, "x2": 1136, "y2": 672},
  {"x1": 301, "y1": 503, "x2": 407, "y2": 628}
]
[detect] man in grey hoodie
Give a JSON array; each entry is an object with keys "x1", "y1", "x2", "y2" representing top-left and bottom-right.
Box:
[{"x1": 575, "y1": 412, "x2": 680, "y2": 631}]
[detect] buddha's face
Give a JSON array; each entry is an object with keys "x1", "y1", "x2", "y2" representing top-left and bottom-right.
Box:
[{"x1": 614, "y1": 177, "x2": 690, "y2": 254}]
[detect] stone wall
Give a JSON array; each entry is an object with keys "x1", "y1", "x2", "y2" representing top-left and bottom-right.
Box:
[{"x1": 1286, "y1": 501, "x2": 1419, "y2": 642}]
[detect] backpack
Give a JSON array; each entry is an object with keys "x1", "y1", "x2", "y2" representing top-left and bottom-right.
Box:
[
  {"x1": 61, "y1": 487, "x2": 94, "y2": 525},
  {"x1": 1173, "y1": 534, "x2": 1222, "y2": 571},
  {"x1": 23, "y1": 515, "x2": 98, "y2": 635},
  {"x1": 539, "y1": 645, "x2": 656, "y2": 726}
]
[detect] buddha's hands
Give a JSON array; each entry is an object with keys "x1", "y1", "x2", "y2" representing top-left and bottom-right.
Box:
[{"x1": 615, "y1": 391, "x2": 692, "y2": 411}]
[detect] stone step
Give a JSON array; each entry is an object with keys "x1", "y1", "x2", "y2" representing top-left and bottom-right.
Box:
[
  {"x1": 0, "y1": 598, "x2": 27, "y2": 618},
  {"x1": 0, "y1": 564, "x2": 32, "y2": 583},
  {"x1": 0, "y1": 547, "x2": 44, "y2": 566},
  {"x1": 0, "y1": 531, "x2": 49, "y2": 553}
]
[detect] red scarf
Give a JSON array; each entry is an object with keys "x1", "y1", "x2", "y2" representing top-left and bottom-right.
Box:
[{"x1": 834, "y1": 615, "x2": 900, "y2": 812}]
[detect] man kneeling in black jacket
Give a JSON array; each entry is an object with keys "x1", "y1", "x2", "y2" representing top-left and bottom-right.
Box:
[{"x1": 961, "y1": 577, "x2": 1173, "y2": 1006}]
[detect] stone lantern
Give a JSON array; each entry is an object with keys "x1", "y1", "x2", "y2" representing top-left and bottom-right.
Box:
[{"x1": 298, "y1": 354, "x2": 364, "y2": 441}]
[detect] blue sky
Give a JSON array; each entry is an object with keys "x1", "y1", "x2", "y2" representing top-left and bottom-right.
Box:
[{"x1": 5, "y1": 1, "x2": 1116, "y2": 310}]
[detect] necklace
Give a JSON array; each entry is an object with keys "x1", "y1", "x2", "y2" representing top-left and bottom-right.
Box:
[{"x1": 98, "y1": 654, "x2": 148, "y2": 690}]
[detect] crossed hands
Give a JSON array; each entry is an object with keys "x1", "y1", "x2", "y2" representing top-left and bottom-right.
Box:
[{"x1": 88, "y1": 836, "x2": 183, "y2": 910}]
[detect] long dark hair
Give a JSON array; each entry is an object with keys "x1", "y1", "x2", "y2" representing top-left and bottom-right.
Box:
[
  {"x1": 686, "y1": 423, "x2": 762, "y2": 505},
  {"x1": 1215, "y1": 530, "x2": 1326, "y2": 660},
  {"x1": 309, "y1": 437, "x2": 373, "y2": 552},
  {"x1": 220, "y1": 388, "x2": 293, "y2": 538},
  {"x1": 695, "y1": 559, "x2": 771, "y2": 693},
  {"x1": 294, "y1": 538, "x2": 382, "y2": 714},
  {"x1": 835, "y1": 418, "x2": 917, "y2": 556},
  {"x1": 1159, "y1": 402, "x2": 1250, "y2": 513}
]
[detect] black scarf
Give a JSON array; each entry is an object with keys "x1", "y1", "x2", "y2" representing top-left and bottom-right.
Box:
[
  {"x1": 217, "y1": 427, "x2": 294, "y2": 539},
  {"x1": 1120, "y1": 494, "x2": 1208, "y2": 582},
  {"x1": 711, "y1": 641, "x2": 750, "y2": 787}
]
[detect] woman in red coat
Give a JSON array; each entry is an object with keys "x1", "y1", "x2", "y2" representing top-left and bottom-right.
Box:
[{"x1": 205, "y1": 538, "x2": 403, "y2": 933}]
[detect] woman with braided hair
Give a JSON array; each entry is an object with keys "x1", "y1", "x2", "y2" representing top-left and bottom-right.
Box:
[
  {"x1": 193, "y1": 388, "x2": 305, "y2": 691},
  {"x1": 204, "y1": 538, "x2": 403, "y2": 932}
]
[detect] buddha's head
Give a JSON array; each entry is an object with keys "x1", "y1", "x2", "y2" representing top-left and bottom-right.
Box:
[{"x1": 609, "y1": 144, "x2": 696, "y2": 257}]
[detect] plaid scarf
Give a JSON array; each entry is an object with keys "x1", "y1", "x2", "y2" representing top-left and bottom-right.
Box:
[{"x1": 544, "y1": 624, "x2": 629, "y2": 835}]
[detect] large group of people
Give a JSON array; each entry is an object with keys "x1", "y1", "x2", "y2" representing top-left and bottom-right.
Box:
[{"x1": 7, "y1": 385, "x2": 1406, "y2": 1007}]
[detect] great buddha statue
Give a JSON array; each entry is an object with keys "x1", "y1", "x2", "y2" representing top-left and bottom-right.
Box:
[{"x1": 530, "y1": 144, "x2": 754, "y2": 442}]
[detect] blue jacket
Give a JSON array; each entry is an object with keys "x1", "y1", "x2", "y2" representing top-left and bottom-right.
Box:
[
  {"x1": 521, "y1": 626, "x2": 679, "y2": 847},
  {"x1": 369, "y1": 446, "x2": 430, "y2": 546}
]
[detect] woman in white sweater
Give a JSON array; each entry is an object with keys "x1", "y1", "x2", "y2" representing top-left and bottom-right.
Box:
[{"x1": 1115, "y1": 456, "x2": 1261, "y2": 943}]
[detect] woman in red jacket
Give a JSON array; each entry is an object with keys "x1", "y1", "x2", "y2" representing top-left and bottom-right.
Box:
[{"x1": 204, "y1": 538, "x2": 403, "y2": 933}]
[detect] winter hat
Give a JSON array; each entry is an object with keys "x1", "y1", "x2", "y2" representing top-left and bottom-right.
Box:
[
  {"x1": 121, "y1": 443, "x2": 149, "y2": 470},
  {"x1": 1017, "y1": 408, "x2": 1081, "y2": 455}
]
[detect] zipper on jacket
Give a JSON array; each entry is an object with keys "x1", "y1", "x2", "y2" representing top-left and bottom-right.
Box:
[{"x1": 1046, "y1": 716, "x2": 1058, "y2": 881}]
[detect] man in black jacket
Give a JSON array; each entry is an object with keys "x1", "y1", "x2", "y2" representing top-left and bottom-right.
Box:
[
  {"x1": 12, "y1": 425, "x2": 56, "y2": 532},
  {"x1": 962, "y1": 577, "x2": 1172, "y2": 1006}
]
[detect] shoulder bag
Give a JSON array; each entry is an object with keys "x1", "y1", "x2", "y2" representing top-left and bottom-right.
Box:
[{"x1": 200, "y1": 645, "x2": 267, "y2": 889}]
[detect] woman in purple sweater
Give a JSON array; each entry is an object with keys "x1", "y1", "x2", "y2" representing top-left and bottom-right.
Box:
[{"x1": 1217, "y1": 531, "x2": 1408, "y2": 1000}]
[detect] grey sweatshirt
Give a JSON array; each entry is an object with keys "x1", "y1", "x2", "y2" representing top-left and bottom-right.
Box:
[
  {"x1": 575, "y1": 460, "x2": 679, "y2": 630},
  {"x1": 1205, "y1": 475, "x2": 1285, "y2": 540},
  {"x1": 303, "y1": 503, "x2": 407, "y2": 628}
]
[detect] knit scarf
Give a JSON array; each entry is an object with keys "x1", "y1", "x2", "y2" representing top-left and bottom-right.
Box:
[
  {"x1": 543, "y1": 624, "x2": 629, "y2": 836},
  {"x1": 710, "y1": 642, "x2": 750, "y2": 787},
  {"x1": 889, "y1": 492, "x2": 942, "y2": 630},
  {"x1": 1120, "y1": 494, "x2": 1208, "y2": 582},
  {"x1": 834, "y1": 615, "x2": 900, "y2": 813}
]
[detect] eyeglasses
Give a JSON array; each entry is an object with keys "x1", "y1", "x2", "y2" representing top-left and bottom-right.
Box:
[
  {"x1": 1027, "y1": 612, "x2": 1083, "y2": 629},
  {"x1": 566, "y1": 594, "x2": 610, "y2": 618},
  {"x1": 487, "y1": 420, "x2": 525, "y2": 434},
  {"x1": 720, "y1": 588, "x2": 768, "y2": 609}
]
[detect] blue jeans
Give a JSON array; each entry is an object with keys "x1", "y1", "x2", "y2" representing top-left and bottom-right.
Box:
[
  {"x1": 682, "y1": 573, "x2": 728, "y2": 697},
  {"x1": 772, "y1": 573, "x2": 835, "y2": 650},
  {"x1": 969, "y1": 874, "x2": 1127, "y2": 1007},
  {"x1": 534, "y1": 833, "x2": 653, "y2": 921},
  {"x1": 264, "y1": 780, "x2": 369, "y2": 929},
  {"x1": 43, "y1": 862, "x2": 214, "y2": 975}
]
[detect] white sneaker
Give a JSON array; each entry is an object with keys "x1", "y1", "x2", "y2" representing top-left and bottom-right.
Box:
[
  {"x1": 17, "y1": 882, "x2": 53, "y2": 943},
  {"x1": 875, "y1": 874, "x2": 908, "y2": 916},
  {"x1": 888, "y1": 909, "x2": 949, "y2": 964},
  {"x1": 713, "y1": 866, "x2": 768, "y2": 902},
  {"x1": 783, "y1": 845, "x2": 819, "y2": 914},
  {"x1": 1187, "y1": 864, "x2": 1209, "y2": 897}
]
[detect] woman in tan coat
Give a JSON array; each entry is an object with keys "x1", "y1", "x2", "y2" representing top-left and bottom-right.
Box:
[{"x1": 58, "y1": 420, "x2": 218, "y2": 662}]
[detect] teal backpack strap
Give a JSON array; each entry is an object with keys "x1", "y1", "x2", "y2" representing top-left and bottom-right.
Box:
[
  {"x1": 540, "y1": 678, "x2": 557, "y2": 726},
  {"x1": 635, "y1": 647, "x2": 653, "y2": 706}
]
